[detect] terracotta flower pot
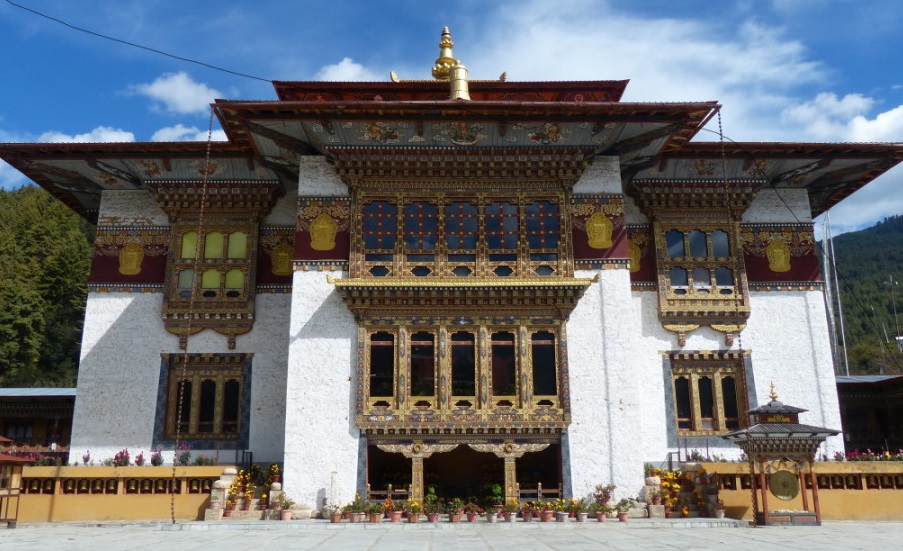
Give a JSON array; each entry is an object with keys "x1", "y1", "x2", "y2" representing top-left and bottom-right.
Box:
[
  {"x1": 329, "y1": 512, "x2": 342, "y2": 523},
  {"x1": 407, "y1": 513, "x2": 420, "y2": 523},
  {"x1": 448, "y1": 512, "x2": 462, "y2": 523},
  {"x1": 427, "y1": 512, "x2": 439, "y2": 523},
  {"x1": 390, "y1": 511, "x2": 403, "y2": 522},
  {"x1": 596, "y1": 511, "x2": 607, "y2": 522},
  {"x1": 540, "y1": 510, "x2": 554, "y2": 522},
  {"x1": 576, "y1": 512, "x2": 588, "y2": 522},
  {"x1": 617, "y1": 511, "x2": 629, "y2": 522},
  {"x1": 369, "y1": 512, "x2": 383, "y2": 523},
  {"x1": 522, "y1": 512, "x2": 533, "y2": 523},
  {"x1": 281, "y1": 509, "x2": 293, "y2": 521},
  {"x1": 466, "y1": 512, "x2": 479, "y2": 522}
]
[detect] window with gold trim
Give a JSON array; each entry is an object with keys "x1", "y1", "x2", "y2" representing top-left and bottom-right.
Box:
[
  {"x1": 660, "y1": 227, "x2": 738, "y2": 297},
  {"x1": 162, "y1": 353, "x2": 249, "y2": 441},
  {"x1": 172, "y1": 225, "x2": 252, "y2": 300},
  {"x1": 363, "y1": 325, "x2": 561, "y2": 412},
  {"x1": 668, "y1": 353, "x2": 747, "y2": 436},
  {"x1": 355, "y1": 194, "x2": 566, "y2": 279}
]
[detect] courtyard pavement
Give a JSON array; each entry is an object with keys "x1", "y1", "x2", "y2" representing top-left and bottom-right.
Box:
[{"x1": 2, "y1": 518, "x2": 902, "y2": 550}]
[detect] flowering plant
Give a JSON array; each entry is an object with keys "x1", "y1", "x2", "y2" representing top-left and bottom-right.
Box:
[
  {"x1": 502, "y1": 498, "x2": 519, "y2": 513},
  {"x1": 404, "y1": 498, "x2": 422, "y2": 514},
  {"x1": 150, "y1": 449, "x2": 164, "y2": 466},
  {"x1": 134, "y1": 451, "x2": 145, "y2": 466},
  {"x1": 462, "y1": 501, "x2": 482, "y2": 514},
  {"x1": 112, "y1": 448, "x2": 130, "y2": 467},
  {"x1": 175, "y1": 442, "x2": 191, "y2": 466}
]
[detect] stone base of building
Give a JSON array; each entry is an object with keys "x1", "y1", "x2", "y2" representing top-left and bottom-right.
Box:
[{"x1": 755, "y1": 511, "x2": 819, "y2": 526}]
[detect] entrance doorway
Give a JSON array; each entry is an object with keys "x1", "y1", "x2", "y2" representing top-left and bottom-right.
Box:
[
  {"x1": 423, "y1": 445, "x2": 501, "y2": 500},
  {"x1": 366, "y1": 445, "x2": 412, "y2": 493}
]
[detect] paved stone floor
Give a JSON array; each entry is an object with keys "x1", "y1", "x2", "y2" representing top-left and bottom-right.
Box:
[{"x1": 2, "y1": 519, "x2": 902, "y2": 550}]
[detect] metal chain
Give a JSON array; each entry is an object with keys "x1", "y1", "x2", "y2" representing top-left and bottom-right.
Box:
[{"x1": 170, "y1": 107, "x2": 216, "y2": 524}]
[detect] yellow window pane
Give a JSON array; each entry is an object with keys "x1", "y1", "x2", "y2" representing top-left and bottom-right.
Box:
[
  {"x1": 225, "y1": 269, "x2": 244, "y2": 289},
  {"x1": 181, "y1": 232, "x2": 198, "y2": 259},
  {"x1": 227, "y1": 232, "x2": 247, "y2": 258},
  {"x1": 177, "y1": 269, "x2": 194, "y2": 289},
  {"x1": 201, "y1": 269, "x2": 221, "y2": 289},
  {"x1": 204, "y1": 232, "x2": 224, "y2": 259}
]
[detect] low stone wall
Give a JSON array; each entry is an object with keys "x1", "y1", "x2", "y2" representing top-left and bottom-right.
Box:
[
  {"x1": 700, "y1": 461, "x2": 903, "y2": 521},
  {"x1": 18, "y1": 466, "x2": 224, "y2": 522}
]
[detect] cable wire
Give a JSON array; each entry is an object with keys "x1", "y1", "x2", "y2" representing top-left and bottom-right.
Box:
[{"x1": 5, "y1": 0, "x2": 271, "y2": 83}]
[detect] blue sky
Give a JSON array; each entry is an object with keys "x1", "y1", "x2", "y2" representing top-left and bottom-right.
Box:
[{"x1": 1, "y1": 0, "x2": 901, "y2": 235}]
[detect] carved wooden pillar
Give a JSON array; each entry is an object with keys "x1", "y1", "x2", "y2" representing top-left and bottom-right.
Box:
[
  {"x1": 469, "y1": 441, "x2": 551, "y2": 503},
  {"x1": 411, "y1": 456, "x2": 424, "y2": 503},
  {"x1": 504, "y1": 456, "x2": 517, "y2": 503},
  {"x1": 478, "y1": 326, "x2": 489, "y2": 409}
]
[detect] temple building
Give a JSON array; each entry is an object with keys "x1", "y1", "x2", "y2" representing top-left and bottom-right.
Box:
[{"x1": 2, "y1": 28, "x2": 902, "y2": 509}]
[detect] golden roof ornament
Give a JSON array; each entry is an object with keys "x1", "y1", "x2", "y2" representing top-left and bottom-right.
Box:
[
  {"x1": 769, "y1": 382, "x2": 779, "y2": 401},
  {"x1": 432, "y1": 26, "x2": 458, "y2": 80}
]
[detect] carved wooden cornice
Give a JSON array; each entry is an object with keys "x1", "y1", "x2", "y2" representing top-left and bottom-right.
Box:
[
  {"x1": 147, "y1": 180, "x2": 282, "y2": 221},
  {"x1": 331, "y1": 276, "x2": 594, "y2": 320}
]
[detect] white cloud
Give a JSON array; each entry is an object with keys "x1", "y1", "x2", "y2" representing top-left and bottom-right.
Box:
[
  {"x1": 782, "y1": 93, "x2": 876, "y2": 140},
  {"x1": 0, "y1": 160, "x2": 27, "y2": 191},
  {"x1": 151, "y1": 124, "x2": 227, "y2": 142},
  {"x1": 315, "y1": 58, "x2": 382, "y2": 81},
  {"x1": 129, "y1": 72, "x2": 223, "y2": 115},
  {"x1": 38, "y1": 126, "x2": 135, "y2": 143}
]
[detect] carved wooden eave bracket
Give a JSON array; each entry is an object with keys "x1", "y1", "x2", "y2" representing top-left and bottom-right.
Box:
[
  {"x1": 147, "y1": 180, "x2": 283, "y2": 221},
  {"x1": 629, "y1": 179, "x2": 759, "y2": 218},
  {"x1": 329, "y1": 276, "x2": 595, "y2": 321}
]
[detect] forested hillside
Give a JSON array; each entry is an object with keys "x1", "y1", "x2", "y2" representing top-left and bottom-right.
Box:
[
  {"x1": 0, "y1": 185, "x2": 93, "y2": 387},
  {"x1": 830, "y1": 214, "x2": 903, "y2": 375}
]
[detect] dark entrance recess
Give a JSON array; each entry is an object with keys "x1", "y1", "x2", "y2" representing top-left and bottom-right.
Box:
[
  {"x1": 516, "y1": 444, "x2": 562, "y2": 491},
  {"x1": 423, "y1": 446, "x2": 501, "y2": 499},
  {"x1": 366, "y1": 446, "x2": 412, "y2": 492}
]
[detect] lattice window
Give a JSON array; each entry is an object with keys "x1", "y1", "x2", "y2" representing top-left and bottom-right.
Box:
[
  {"x1": 363, "y1": 325, "x2": 561, "y2": 412},
  {"x1": 356, "y1": 193, "x2": 567, "y2": 279},
  {"x1": 172, "y1": 226, "x2": 251, "y2": 300},
  {"x1": 163, "y1": 354, "x2": 248, "y2": 440},
  {"x1": 669, "y1": 352, "x2": 748, "y2": 436},
  {"x1": 662, "y1": 228, "x2": 737, "y2": 297}
]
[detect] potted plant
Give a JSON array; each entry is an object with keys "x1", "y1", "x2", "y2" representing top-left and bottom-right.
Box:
[
  {"x1": 593, "y1": 483, "x2": 615, "y2": 506},
  {"x1": 483, "y1": 483, "x2": 504, "y2": 516},
  {"x1": 463, "y1": 501, "x2": 482, "y2": 522},
  {"x1": 405, "y1": 499, "x2": 422, "y2": 523},
  {"x1": 384, "y1": 497, "x2": 404, "y2": 522},
  {"x1": 502, "y1": 499, "x2": 519, "y2": 522},
  {"x1": 325, "y1": 504, "x2": 342, "y2": 523},
  {"x1": 520, "y1": 501, "x2": 538, "y2": 522},
  {"x1": 592, "y1": 501, "x2": 611, "y2": 522},
  {"x1": 349, "y1": 494, "x2": 367, "y2": 522},
  {"x1": 649, "y1": 488, "x2": 662, "y2": 506},
  {"x1": 540, "y1": 501, "x2": 556, "y2": 522},
  {"x1": 447, "y1": 498, "x2": 465, "y2": 522},
  {"x1": 279, "y1": 495, "x2": 296, "y2": 520},
  {"x1": 423, "y1": 486, "x2": 441, "y2": 522},
  {"x1": 713, "y1": 499, "x2": 726, "y2": 519},
  {"x1": 615, "y1": 499, "x2": 631, "y2": 522},
  {"x1": 573, "y1": 498, "x2": 589, "y2": 522},
  {"x1": 368, "y1": 502, "x2": 384, "y2": 523}
]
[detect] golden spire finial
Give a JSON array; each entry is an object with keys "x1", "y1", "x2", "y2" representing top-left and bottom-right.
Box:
[
  {"x1": 432, "y1": 26, "x2": 459, "y2": 80},
  {"x1": 769, "y1": 382, "x2": 779, "y2": 401}
]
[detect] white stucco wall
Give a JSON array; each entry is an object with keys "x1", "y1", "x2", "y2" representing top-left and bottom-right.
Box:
[
  {"x1": 566, "y1": 267, "x2": 646, "y2": 502},
  {"x1": 572, "y1": 156, "x2": 621, "y2": 194},
  {"x1": 71, "y1": 292, "x2": 291, "y2": 465},
  {"x1": 281, "y1": 270, "x2": 358, "y2": 511},
  {"x1": 96, "y1": 190, "x2": 168, "y2": 226},
  {"x1": 743, "y1": 188, "x2": 812, "y2": 223}
]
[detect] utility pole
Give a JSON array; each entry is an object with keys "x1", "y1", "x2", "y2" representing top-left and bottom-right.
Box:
[{"x1": 887, "y1": 275, "x2": 902, "y2": 352}]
